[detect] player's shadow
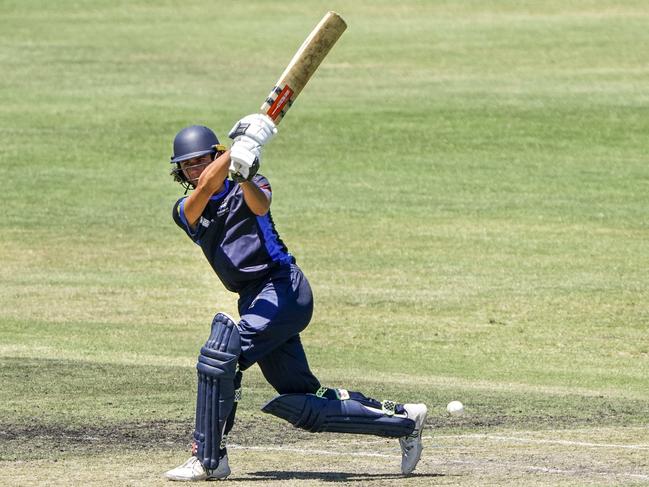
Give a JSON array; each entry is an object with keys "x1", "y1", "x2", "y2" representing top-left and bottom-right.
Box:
[{"x1": 237, "y1": 471, "x2": 445, "y2": 482}]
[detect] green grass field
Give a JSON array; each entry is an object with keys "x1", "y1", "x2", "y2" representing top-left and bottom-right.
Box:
[{"x1": 1, "y1": 0, "x2": 648, "y2": 485}]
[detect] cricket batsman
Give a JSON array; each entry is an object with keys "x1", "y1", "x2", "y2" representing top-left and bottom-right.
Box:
[{"x1": 163, "y1": 116, "x2": 428, "y2": 481}]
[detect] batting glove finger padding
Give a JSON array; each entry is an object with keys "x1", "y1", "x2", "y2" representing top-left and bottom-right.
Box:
[
  {"x1": 230, "y1": 136, "x2": 261, "y2": 166},
  {"x1": 229, "y1": 159, "x2": 259, "y2": 182},
  {"x1": 229, "y1": 137, "x2": 261, "y2": 181},
  {"x1": 228, "y1": 114, "x2": 278, "y2": 146},
  {"x1": 229, "y1": 161, "x2": 248, "y2": 181}
]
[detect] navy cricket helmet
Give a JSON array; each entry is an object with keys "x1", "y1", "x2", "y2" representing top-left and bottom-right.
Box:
[{"x1": 169, "y1": 125, "x2": 226, "y2": 190}]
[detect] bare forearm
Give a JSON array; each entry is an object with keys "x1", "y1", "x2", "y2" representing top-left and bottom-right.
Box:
[
  {"x1": 240, "y1": 180, "x2": 271, "y2": 216},
  {"x1": 183, "y1": 151, "x2": 231, "y2": 227}
]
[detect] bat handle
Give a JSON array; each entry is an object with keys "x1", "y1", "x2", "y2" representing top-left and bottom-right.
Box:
[{"x1": 260, "y1": 84, "x2": 295, "y2": 125}]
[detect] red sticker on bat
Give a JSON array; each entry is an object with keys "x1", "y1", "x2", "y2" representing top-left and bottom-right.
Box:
[{"x1": 267, "y1": 85, "x2": 294, "y2": 120}]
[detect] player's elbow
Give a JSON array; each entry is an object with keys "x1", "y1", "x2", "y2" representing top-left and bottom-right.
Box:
[
  {"x1": 249, "y1": 193, "x2": 271, "y2": 216},
  {"x1": 251, "y1": 205, "x2": 270, "y2": 216}
]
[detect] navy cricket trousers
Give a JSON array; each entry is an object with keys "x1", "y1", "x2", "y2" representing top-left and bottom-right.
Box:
[{"x1": 236, "y1": 263, "x2": 321, "y2": 394}]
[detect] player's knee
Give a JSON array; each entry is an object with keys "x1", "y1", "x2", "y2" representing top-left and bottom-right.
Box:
[{"x1": 197, "y1": 312, "x2": 241, "y2": 378}]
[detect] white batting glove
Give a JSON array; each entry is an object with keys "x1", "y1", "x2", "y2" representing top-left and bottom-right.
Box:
[
  {"x1": 229, "y1": 136, "x2": 261, "y2": 181},
  {"x1": 228, "y1": 113, "x2": 278, "y2": 146}
]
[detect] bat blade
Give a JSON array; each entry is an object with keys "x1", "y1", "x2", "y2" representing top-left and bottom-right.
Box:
[{"x1": 260, "y1": 11, "x2": 347, "y2": 124}]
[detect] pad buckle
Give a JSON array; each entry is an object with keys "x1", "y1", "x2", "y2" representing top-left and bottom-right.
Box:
[
  {"x1": 382, "y1": 400, "x2": 396, "y2": 416},
  {"x1": 315, "y1": 387, "x2": 350, "y2": 400},
  {"x1": 336, "y1": 388, "x2": 350, "y2": 400}
]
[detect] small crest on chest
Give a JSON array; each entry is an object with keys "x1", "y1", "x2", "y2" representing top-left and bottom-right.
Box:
[{"x1": 216, "y1": 201, "x2": 230, "y2": 217}]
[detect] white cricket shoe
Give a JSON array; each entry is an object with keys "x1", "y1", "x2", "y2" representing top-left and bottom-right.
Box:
[
  {"x1": 164, "y1": 455, "x2": 231, "y2": 481},
  {"x1": 399, "y1": 403, "x2": 428, "y2": 475}
]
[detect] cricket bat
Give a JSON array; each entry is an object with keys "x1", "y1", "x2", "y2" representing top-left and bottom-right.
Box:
[{"x1": 260, "y1": 11, "x2": 347, "y2": 124}]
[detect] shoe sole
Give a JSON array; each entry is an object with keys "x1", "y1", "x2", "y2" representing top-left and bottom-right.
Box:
[
  {"x1": 165, "y1": 474, "x2": 206, "y2": 481},
  {"x1": 164, "y1": 470, "x2": 229, "y2": 481}
]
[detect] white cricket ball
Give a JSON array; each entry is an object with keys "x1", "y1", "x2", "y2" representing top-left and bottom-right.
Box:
[{"x1": 447, "y1": 400, "x2": 464, "y2": 416}]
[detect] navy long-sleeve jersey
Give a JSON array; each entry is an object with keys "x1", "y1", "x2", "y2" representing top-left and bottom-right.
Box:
[{"x1": 172, "y1": 174, "x2": 295, "y2": 293}]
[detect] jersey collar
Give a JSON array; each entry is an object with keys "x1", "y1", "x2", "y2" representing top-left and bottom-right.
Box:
[{"x1": 209, "y1": 179, "x2": 231, "y2": 201}]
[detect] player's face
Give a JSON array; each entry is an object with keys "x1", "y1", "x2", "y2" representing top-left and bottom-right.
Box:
[{"x1": 181, "y1": 154, "x2": 213, "y2": 185}]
